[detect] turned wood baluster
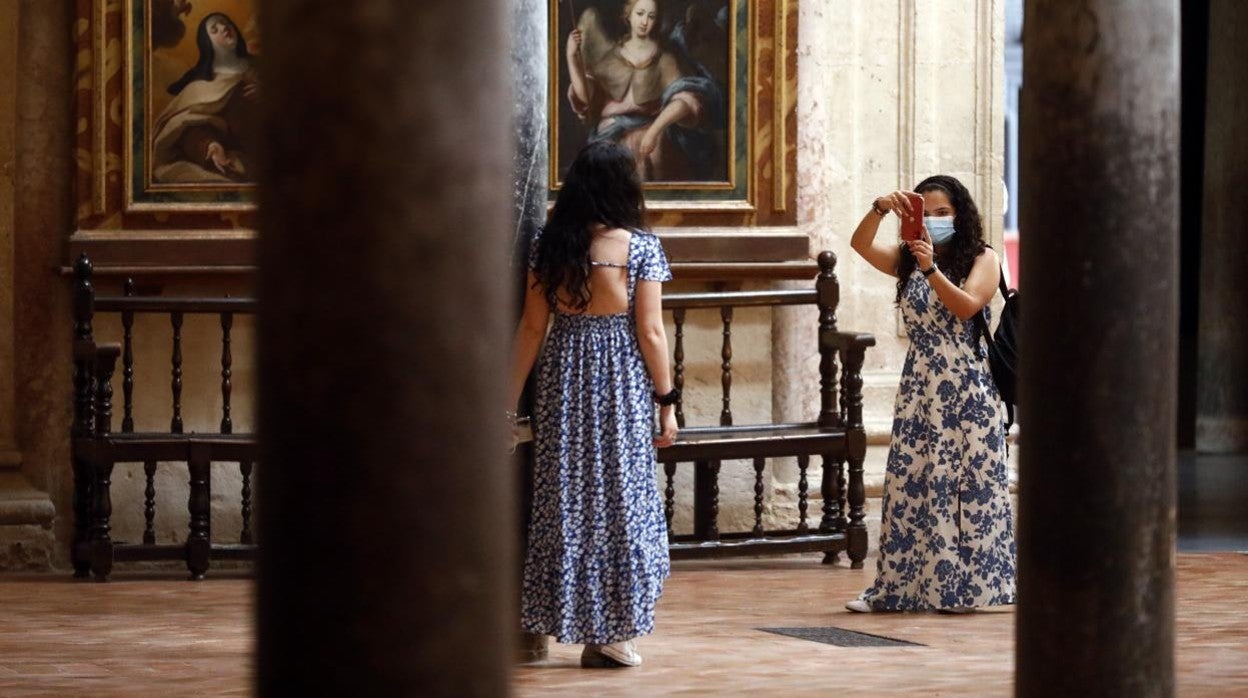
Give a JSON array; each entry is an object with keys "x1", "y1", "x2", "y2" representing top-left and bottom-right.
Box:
[
  {"x1": 71, "y1": 255, "x2": 96, "y2": 438},
  {"x1": 662, "y1": 461, "x2": 676, "y2": 541},
  {"x1": 820, "y1": 452, "x2": 844, "y2": 565},
  {"x1": 240, "y1": 461, "x2": 254, "y2": 544},
  {"x1": 121, "y1": 278, "x2": 135, "y2": 433},
  {"x1": 90, "y1": 346, "x2": 119, "y2": 581},
  {"x1": 752, "y1": 457, "x2": 765, "y2": 536},
  {"x1": 220, "y1": 312, "x2": 233, "y2": 434},
  {"x1": 797, "y1": 454, "x2": 810, "y2": 533},
  {"x1": 720, "y1": 306, "x2": 733, "y2": 426},
  {"x1": 693, "y1": 460, "x2": 722, "y2": 541},
  {"x1": 187, "y1": 442, "x2": 211, "y2": 580},
  {"x1": 143, "y1": 461, "x2": 157, "y2": 545},
  {"x1": 70, "y1": 255, "x2": 95, "y2": 578},
  {"x1": 843, "y1": 345, "x2": 869, "y2": 568},
  {"x1": 90, "y1": 460, "x2": 115, "y2": 581},
  {"x1": 672, "y1": 308, "x2": 686, "y2": 428},
  {"x1": 816, "y1": 251, "x2": 841, "y2": 428},
  {"x1": 834, "y1": 351, "x2": 851, "y2": 533},
  {"x1": 819, "y1": 453, "x2": 840, "y2": 532},
  {"x1": 170, "y1": 312, "x2": 184, "y2": 434},
  {"x1": 93, "y1": 347, "x2": 118, "y2": 438}
]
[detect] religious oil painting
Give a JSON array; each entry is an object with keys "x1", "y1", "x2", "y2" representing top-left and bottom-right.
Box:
[
  {"x1": 551, "y1": 0, "x2": 749, "y2": 205},
  {"x1": 128, "y1": 0, "x2": 260, "y2": 209}
]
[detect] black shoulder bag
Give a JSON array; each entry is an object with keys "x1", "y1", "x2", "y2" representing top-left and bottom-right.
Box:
[{"x1": 974, "y1": 264, "x2": 1019, "y2": 431}]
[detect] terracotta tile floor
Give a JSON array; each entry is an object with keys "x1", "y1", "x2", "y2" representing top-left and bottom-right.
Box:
[{"x1": 1, "y1": 555, "x2": 1245, "y2": 696}]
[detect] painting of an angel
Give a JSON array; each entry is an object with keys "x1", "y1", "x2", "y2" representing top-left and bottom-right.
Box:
[
  {"x1": 150, "y1": 11, "x2": 259, "y2": 184},
  {"x1": 557, "y1": 0, "x2": 729, "y2": 183}
]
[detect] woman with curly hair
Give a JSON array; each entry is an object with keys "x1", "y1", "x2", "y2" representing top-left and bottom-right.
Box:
[
  {"x1": 508, "y1": 141, "x2": 677, "y2": 666},
  {"x1": 845, "y1": 175, "x2": 1016, "y2": 613}
]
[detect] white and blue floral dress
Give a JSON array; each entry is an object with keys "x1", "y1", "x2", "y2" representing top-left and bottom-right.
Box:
[
  {"x1": 521, "y1": 230, "x2": 673, "y2": 644},
  {"x1": 861, "y1": 267, "x2": 1017, "y2": 610}
]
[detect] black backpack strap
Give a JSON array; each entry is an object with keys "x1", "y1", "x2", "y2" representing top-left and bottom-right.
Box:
[{"x1": 976, "y1": 252, "x2": 1014, "y2": 434}]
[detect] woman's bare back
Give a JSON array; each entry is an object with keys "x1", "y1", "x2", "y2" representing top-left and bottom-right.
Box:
[{"x1": 554, "y1": 227, "x2": 632, "y2": 315}]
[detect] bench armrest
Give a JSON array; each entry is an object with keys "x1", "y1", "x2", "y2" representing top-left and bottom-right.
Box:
[{"x1": 826, "y1": 331, "x2": 876, "y2": 352}]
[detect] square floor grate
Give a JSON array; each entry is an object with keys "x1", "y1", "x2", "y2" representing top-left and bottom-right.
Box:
[{"x1": 759, "y1": 626, "x2": 923, "y2": 648}]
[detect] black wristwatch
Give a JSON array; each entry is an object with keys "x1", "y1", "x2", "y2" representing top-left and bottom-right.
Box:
[
  {"x1": 871, "y1": 198, "x2": 888, "y2": 217},
  {"x1": 921, "y1": 263, "x2": 938, "y2": 277}
]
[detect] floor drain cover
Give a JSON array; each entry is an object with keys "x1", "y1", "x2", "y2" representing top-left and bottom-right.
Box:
[{"x1": 759, "y1": 626, "x2": 922, "y2": 647}]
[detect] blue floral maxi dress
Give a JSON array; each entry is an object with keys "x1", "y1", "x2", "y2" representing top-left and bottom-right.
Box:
[
  {"x1": 860, "y1": 267, "x2": 1017, "y2": 610},
  {"x1": 521, "y1": 230, "x2": 673, "y2": 644}
]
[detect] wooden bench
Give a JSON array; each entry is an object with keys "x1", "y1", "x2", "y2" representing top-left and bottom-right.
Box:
[
  {"x1": 70, "y1": 256, "x2": 258, "y2": 580},
  {"x1": 70, "y1": 249, "x2": 875, "y2": 580},
  {"x1": 656, "y1": 252, "x2": 876, "y2": 567}
]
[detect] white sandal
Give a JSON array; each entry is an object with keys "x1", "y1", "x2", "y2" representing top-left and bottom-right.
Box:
[{"x1": 845, "y1": 599, "x2": 874, "y2": 613}]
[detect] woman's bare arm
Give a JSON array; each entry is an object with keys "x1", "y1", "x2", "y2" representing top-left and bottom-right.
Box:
[
  {"x1": 508, "y1": 272, "x2": 551, "y2": 410},
  {"x1": 850, "y1": 200, "x2": 903, "y2": 277},
  {"x1": 926, "y1": 248, "x2": 1001, "y2": 321},
  {"x1": 635, "y1": 278, "x2": 678, "y2": 447},
  {"x1": 633, "y1": 279, "x2": 673, "y2": 394}
]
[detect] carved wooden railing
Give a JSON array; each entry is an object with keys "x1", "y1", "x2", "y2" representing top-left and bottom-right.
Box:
[
  {"x1": 656, "y1": 252, "x2": 876, "y2": 566},
  {"x1": 70, "y1": 249, "x2": 875, "y2": 579},
  {"x1": 71, "y1": 255, "x2": 258, "y2": 581}
]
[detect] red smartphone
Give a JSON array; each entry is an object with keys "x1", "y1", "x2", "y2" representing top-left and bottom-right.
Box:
[{"x1": 899, "y1": 193, "x2": 925, "y2": 242}]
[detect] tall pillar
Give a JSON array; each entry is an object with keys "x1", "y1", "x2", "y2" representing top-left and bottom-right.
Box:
[
  {"x1": 0, "y1": 0, "x2": 65, "y2": 570},
  {"x1": 1017, "y1": 2, "x2": 1178, "y2": 696},
  {"x1": 0, "y1": 0, "x2": 21, "y2": 472},
  {"x1": 1196, "y1": 0, "x2": 1248, "y2": 454},
  {"x1": 510, "y1": 0, "x2": 549, "y2": 665},
  {"x1": 254, "y1": 1, "x2": 514, "y2": 695}
]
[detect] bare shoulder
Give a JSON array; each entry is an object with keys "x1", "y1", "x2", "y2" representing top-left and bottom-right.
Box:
[
  {"x1": 604, "y1": 227, "x2": 635, "y2": 242},
  {"x1": 975, "y1": 247, "x2": 1000, "y2": 265}
]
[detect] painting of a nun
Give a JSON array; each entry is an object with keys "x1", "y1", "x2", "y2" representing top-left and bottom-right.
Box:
[{"x1": 150, "y1": 11, "x2": 259, "y2": 184}]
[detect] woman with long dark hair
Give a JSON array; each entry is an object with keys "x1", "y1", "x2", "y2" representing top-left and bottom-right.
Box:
[
  {"x1": 151, "y1": 12, "x2": 258, "y2": 183},
  {"x1": 508, "y1": 141, "x2": 677, "y2": 667},
  {"x1": 845, "y1": 175, "x2": 1016, "y2": 613}
]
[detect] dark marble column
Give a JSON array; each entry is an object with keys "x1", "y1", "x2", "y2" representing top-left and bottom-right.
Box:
[
  {"x1": 509, "y1": 0, "x2": 550, "y2": 665},
  {"x1": 254, "y1": 2, "x2": 514, "y2": 695},
  {"x1": 1017, "y1": 2, "x2": 1178, "y2": 696},
  {"x1": 1197, "y1": 0, "x2": 1248, "y2": 454}
]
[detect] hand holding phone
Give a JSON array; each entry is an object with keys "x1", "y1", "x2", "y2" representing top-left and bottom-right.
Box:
[{"x1": 899, "y1": 192, "x2": 925, "y2": 242}]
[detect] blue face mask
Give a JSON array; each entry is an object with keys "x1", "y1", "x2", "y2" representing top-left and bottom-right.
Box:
[{"x1": 925, "y1": 216, "x2": 956, "y2": 244}]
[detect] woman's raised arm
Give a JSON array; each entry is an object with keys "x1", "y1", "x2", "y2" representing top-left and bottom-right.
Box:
[{"x1": 850, "y1": 193, "x2": 912, "y2": 277}]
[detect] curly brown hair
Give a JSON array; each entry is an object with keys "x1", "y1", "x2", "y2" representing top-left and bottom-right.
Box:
[{"x1": 895, "y1": 174, "x2": 988, "y2": 305}]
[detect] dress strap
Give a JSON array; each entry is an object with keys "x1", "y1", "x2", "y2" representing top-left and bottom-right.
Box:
[{"x1": 590, "y1": 260, "x2": 628, "y2": 269}]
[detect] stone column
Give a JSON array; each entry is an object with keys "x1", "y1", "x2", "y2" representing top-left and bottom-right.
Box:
[
  {"x1": 0, "y1": 0, "x2": 65, "y2": 570},
  {"x1": 1017, "y1": 2, "x2": 1178, "y2": 696},
  {"x1": 254, "y1": 1, "x2": 514, "y2": 695},
  {"x1": 510, "y1": 0, "x2": 549, "y2": 665},
  {"x1": 1196, "y1": 0, "x2": 1248, "y2": 454},
  {"x1": 0, "y1": 0, "x2": 20, "y2": 472}
]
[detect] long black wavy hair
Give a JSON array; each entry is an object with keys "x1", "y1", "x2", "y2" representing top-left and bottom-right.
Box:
[
  {"x1": 534, "y1": 141, "x2": 646, "y2": 312},
  {"x1": 895, "y1": 174, "x2": 987, "y2": 305},
  {"x1": 168, "y1": 13, "x2": 252, "y2": 95}
]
